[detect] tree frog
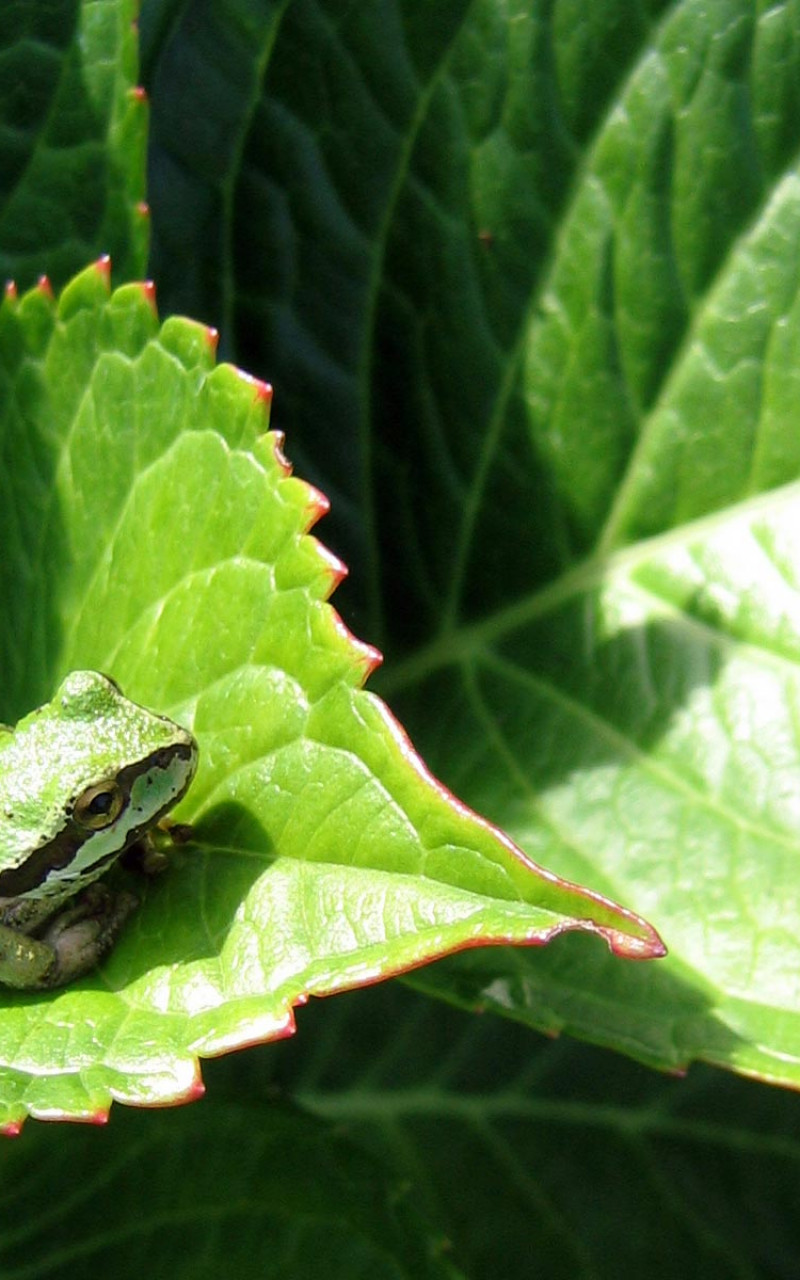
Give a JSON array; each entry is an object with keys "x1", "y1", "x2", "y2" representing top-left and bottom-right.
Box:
[{"x1": 0, "y1": 671, "x2": 198, "y2": 990}]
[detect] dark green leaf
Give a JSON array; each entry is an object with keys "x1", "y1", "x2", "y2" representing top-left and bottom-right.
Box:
[
  {"x1": 0, "y1": 0, "x2": 147, "y2": 291},
  {"x1": 0, "y1": 1092, "x2": 461, "y2": 1279},
  {"x1": 146, "y1": 0, "x2": 800, "y2": 1086},
  {"x1": 267, "y1": 982, "x2": 800, "y2": 1280}
]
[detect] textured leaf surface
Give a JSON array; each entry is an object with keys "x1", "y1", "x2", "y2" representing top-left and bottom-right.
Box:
[
  {"x1": 1, "y1": 979, "x2": 798, "y2": 1278},
  {"x1": 145, "y1": 0, "x2": 800, "y2": 1085},
  {"x1": 1, "y1": 0, "x2": 799, "y2": 1271},
  {"x1": 0, "y1": 1088, "x2": 460, "y2": 1279},
  {"x1": 0, "y1": 263, "x2": 658, "y2": 1127},
  {"x1": 0, "y1": 0, "x2": 147, "y2": 290},
  {"x1": 273, "y1": 983, "x2": 800, "y2": 1280}
]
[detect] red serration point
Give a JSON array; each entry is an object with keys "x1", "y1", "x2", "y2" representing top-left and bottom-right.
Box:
[
  {"x1": 271, "y1": 431, "x2": 292, "y2": 474},
  {"x1": 317, "y1": 546, "x2": 348, "y2": 598},
  {"x1": 95, "y1": 256, "x2": 111, "y2": 288},
  {"x1": 88, "y1": 1108, "x2": 110, "y2": 1126},
  {"x1": 37, "y1": 275, "x2": 53, "y2": 299},
  {"x1": 132, "y1": 85, "x2": 148, "y2": 103},
  {"x1": 4, "y1": 281, "x2": 16, "y2": 300},
  {"x1": 204, "y1": 325, "x2": 219, "y2": 354},
  {"x1": 141, "y1": 280, "x2": 158, "y2": 314},
  {"x1": 328, "y1": 606, "x2": 383, "y2": 678},
  {"x1": 326, "y1": 558, "x2": 348, "y2": 592},
  {"x1": 304, "y1": 485, "x2": 330, "y2": 528},
  {"x1": 136, "y1": 200, "x2": 150, "y2": 219},
  {"x1": 359, "y1": 642, "x2": 383, "y2": 679},
  {"x1": 179, "y1": 1063, "x2": 206, "y2": 1103},
  {"x1": 236, "y1": 367, "x2": 269, "y2": 399},
  {"x1": 0, "y1": 1121, "x2": 22, "y2": 1138},
  {"x1": 606, "y1": 929, "x2": 667, "y2": 960}
]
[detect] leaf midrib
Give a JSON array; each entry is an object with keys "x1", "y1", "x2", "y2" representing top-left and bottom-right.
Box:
[
  {"x1": 378, "y1": 476, "x2": 800, "y2": 699},
  {"x1": 298, "y1": 1086, "x2": 800, "y2": 1162}
]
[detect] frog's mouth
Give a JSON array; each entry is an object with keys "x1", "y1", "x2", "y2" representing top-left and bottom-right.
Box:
[{"x1": 0, "y1": 741, "x2": 197, "y2": 900}]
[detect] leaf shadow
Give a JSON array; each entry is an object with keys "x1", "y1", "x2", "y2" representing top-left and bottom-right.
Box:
[
  {"x1": 107, "y1": 801, "x2": 275, "y2": 982},
  {"x1": 412, "y1": 931, "x2": 749, "y2": 1077}
]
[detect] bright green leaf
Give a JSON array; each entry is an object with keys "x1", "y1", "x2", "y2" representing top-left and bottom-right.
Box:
[{"x1": 0, "y1": 263, "x2": 659, "y2": 1127}]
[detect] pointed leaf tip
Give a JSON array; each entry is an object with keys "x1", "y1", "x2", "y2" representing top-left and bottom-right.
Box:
[
  {"x1": 236, "y1": 367, "x2": 269, "y2": 399},
  {"x1": 271, "y1": 430, "x2": 291, "y2": 474},
  {"x1": 304, "y1": 485, "x2": 330, "y2": 525},
  {"x1": 95, "y1": 256, "x2": 111, "y2": 285},
  {"x1": 597, "y1": 923, "x2": 666, "y2": 961}
]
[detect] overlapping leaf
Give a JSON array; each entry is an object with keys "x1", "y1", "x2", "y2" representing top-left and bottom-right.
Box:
[
  {"x1": 0, "y1": 1086, "x2": 460, "y2": 1279},
  {"x1": 146, "y1": 0, "x2": 800, "y2": 1085},
  {"x1": 0, "y1": 0, "x2": 146, "y2": 290},
  {"x1": 278, "y1": 984, "x2": 800, "y2": 1280}
]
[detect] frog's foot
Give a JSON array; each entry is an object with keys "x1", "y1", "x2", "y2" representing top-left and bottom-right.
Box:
[
  {"x1": 159, "y1": 818, "x2": 194, "y2": 845},
  {"x1": 124, "y1": 819, "x2": 194, "y2": 878},
  {"x1": 26, "y1": 885, "x2": 138, "y2": 990}
]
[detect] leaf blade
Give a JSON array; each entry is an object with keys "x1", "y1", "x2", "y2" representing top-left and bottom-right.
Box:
[{"x1": 0, "y1": 264, "x2": 659, "y2": 1125}]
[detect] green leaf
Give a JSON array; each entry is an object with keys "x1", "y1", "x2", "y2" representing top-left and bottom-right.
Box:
[
  {"x1": 0, "y1": 0, "x2": 147, "y2": 291},
  {"x1": 0, "y1": 1091, "x2": 461, "y2": 1279},
  {"x1": 2, "y1": 981, "x2": 799, "y2": 1279},
  {"x1": 0, "y1": 262, "x2": 658, "y2": 1127},
  {"x1": 5, "y1": 0, "x2": 800, "y2": 1270},
  {"x1": 144, "y1": 0, "x2": 800, "y2": 1086},
  {"x1": 270, "y1": 983, "x2": 800, "y2": 1280}
]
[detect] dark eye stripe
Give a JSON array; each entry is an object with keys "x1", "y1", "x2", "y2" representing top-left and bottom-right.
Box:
[
  {"x1": 0, "y1": 829, "x2": 84, "y2": 897},
  {"x1": 0, "y1": 742, "x2": 194, "y2": 898}
]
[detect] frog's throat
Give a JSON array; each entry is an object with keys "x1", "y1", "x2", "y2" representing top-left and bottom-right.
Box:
[{"x1": 0, "y1": 742, "x2": 196, "y2": 900}]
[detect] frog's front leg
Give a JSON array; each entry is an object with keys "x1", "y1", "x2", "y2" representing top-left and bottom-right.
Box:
[
  {"x1": 123, "y1": 819, "x2": 195, "y2": 878},
  {"x1": 0, "y1": 887, "x2": 138, "y2": 990}
]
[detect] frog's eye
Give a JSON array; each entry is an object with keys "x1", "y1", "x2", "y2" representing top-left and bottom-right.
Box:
[{"x1": 73, "y1": 780, "x2": 126, "y2": 829}]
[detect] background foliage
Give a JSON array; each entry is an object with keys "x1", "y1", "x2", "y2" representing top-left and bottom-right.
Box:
[{"x1": 1, "y1": 0, "x2": 800, "y2": 1275}]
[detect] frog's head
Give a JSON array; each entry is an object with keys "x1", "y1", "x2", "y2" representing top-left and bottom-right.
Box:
[{"x1": 0, "y1": 672, "x2": 198, "y2": 901}]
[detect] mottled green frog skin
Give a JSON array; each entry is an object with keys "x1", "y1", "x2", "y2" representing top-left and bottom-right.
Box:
[{"x1": 0, "y1": 672, "x2": 198, "y2": 989}]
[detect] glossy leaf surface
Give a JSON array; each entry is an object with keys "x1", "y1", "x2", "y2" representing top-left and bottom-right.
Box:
[{"x1": 0, "y1": 263, "x2": 658, "y2": 1126}]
